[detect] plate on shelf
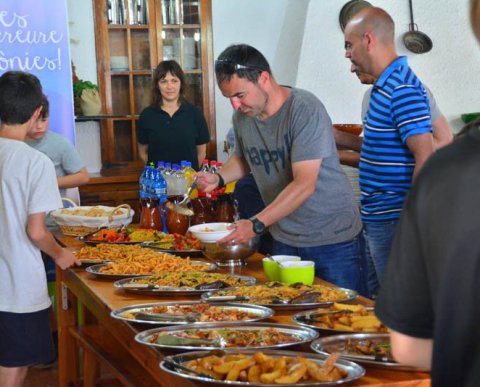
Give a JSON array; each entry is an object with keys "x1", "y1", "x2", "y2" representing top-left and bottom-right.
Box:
[
  {"x1": 111, "y1": 301, "x2": 274, "y2": 325},
  {"x1": 292, "y1": 303, "x2": 389, "y2": 334},
  {"x1": 85, "y1": 260, "x2": 216, "y2": 280},
  {"x1": 311, "y1": 333, "x2": 423, "y2": 371},
  {"x1": 135, "y1": 322, "x2": 319, "y2": 351},
  {"x1": 113, "y1": 273, "x2": 256, "y2": 295},
  {"x1": 201, "y1": 283, "x2": 358, "y2": 310},
  {"x1": 160, "y1": 349, "x2": 365, "y2": 386}
]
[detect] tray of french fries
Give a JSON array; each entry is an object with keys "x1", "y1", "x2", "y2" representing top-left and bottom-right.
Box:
[
  {"x1": 160, "y1": 349, "x2": 365, "y2": 385},
  {"x1": 292, "y1": 303, "x2": 389, "y2": 333}
]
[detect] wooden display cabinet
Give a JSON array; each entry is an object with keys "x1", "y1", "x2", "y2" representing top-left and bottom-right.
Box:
[{"x1": 93, "y1": 0, "x2": 216, "y2": 168}]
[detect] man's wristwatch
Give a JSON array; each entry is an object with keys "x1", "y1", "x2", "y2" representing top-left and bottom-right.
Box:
[
  {"x1": 249, "y1": 216, "x2": 266, "y2": 235},
  {"x1": 214, "y1": 172, "x2": 225, "y2": 189}
]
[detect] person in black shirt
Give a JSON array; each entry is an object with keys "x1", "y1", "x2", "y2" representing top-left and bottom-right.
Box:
[{"x1": 137, "y1": 60, "x2": 210, "y2": 170}]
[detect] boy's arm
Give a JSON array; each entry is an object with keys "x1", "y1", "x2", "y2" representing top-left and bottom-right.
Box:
[
  {"x1": 57, "y1": 167, "x2": 89, "y2": 189},
  {"x1": 27, "y1": 212, "x2": 80, "y2": 269}
]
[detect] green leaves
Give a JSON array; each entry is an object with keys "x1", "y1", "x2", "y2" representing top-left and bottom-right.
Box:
[{"x1": 73, "y1": 80, "x2": 99, "y2": 97}]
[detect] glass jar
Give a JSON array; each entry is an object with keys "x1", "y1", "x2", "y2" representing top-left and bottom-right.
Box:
[
  {"x1": 139, "y1": 197, "x2": 163, "y2": 230},
  {"x1": 162, "y1": 195, "x2": 190, "y2": 235},
  {"x1": 215, "y1": 193, "x2": 235, "y2": 223},
  {"x1": 190, "y1": 195, "x2": 215, "y2": 225}
]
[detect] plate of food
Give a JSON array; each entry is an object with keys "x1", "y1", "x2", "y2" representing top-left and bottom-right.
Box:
[
  {"x1": 160, "y1": 349, "x2": 365, "y2": 385},
  {"x1": 85, "y1": 256, "x2": 216, "y2": 280},
  {"x1": 73, "y1": 243, "x2": 159, "y2": 264},
  {"x1": 141, "y1": 232, "x2": 202, "y2": 256},
  {"x1": 201, "y1": 282, "x2": 357, "y2": 310},
  {"x1": 113, "y1": 273, "x2": 256, "y2": 295},
  {"x1": 78, "y1": 227, "x2": 165, "y2": 244},
  {"x1": 111, "y1": 302, "x2": 274, "y2": 325},
  {"x1": 135, "y1": 322, "x2": 318, "y2": 351},
  {"x1": 292, "y1": 303, "x2": 389, "y2": 333},
  {"x1": 311, "y1": 333, "x2": 421, "y2": 371}
]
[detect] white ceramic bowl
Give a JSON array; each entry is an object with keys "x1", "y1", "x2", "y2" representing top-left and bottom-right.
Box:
[{"x1": 188, "y1": 222, "x2": 233, "y2": 243}]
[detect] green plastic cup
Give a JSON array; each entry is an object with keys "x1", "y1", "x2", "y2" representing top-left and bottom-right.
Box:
[{"x1": 262, "y1": 255, "x2": 301, "y2": 281}]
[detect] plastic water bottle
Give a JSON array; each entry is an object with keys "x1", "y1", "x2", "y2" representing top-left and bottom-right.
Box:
[
  {"x1": 157, "y1": 161, "x2": 165, "y2": 172},
  {"x1": 182, "y1": 161, "x2": 198, "y2": 199},
  {"x1": 139, "y1": 165, "x2": 149, "y2": 201},
  {"x1": 152, "y1": 169, "x2": 167, "y2": 204}
]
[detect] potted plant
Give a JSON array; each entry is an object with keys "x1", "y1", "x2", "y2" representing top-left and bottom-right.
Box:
[{"x1": 73, "y1": 79, "x2": 101, "y2": 116}]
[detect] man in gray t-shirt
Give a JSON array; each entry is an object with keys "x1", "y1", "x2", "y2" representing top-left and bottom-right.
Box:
[{"x1": 197, "y1": 44, "x2": 367, "y2": 295}]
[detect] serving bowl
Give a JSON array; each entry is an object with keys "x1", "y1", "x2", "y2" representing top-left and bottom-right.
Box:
[
  {"x1": 188, "y1": 222, "x2": 233, "y2": 243},
  {"x1": 200, "y1": 236, "x2": 259, "y2": 267}
]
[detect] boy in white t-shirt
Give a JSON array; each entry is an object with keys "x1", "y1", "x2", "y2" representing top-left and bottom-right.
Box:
[{"x1": 0, "y1": 71, "x2": 79, "y2": 386}]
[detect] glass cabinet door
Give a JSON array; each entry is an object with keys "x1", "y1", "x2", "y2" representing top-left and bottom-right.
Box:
[{"x1": 94, "y1": 0, "x2": 215, "y2": 168}]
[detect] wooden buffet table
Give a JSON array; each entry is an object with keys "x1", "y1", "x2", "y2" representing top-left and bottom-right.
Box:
[{"x1": 56, "y1": 234, "x2": 430, "y2": 387}]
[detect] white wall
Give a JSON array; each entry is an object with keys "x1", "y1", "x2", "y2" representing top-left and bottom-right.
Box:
[
  {"x1": 212, "y1": 0, "x2": 309, "y2": 161},
  {"x1": 297, "y1": 0, "x2": 480, "y2": 133},
  {"x1": 69, "y1": 0, "x2": 480, "y2": 171}
]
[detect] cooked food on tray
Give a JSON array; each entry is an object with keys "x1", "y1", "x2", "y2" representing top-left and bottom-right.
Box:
[
  {"x1": 128, "y1": 272, "x2": 254, "y2": 289},
  {"x1": 96, "y1": 255, "x2": 211, "y2": 275},
  {"x1": 118, "y1": 303, "x2": 269, "y2": 323},
  {"x1": 83, "y1": 228, "x2": 201, "y2": 249},
  {"x1": 149, "y1": 327, "x2": 304, "y2": 348},
  {"x1": 204, "y1": 282, "x2": 353, "y2": 305},
  {"x1": 144, "y1": 232, "x2": 201, "y2": 251},
  {"x1": 345, "y1": 338, "x2": 393, "y2": 361},
  {"x1": 59, "y1": 206, "x2": 126, "y2": 217},
  {"x1": 182, "y1": 351, "x2": 347, "y2": 383},
  {"x1": 75, "y1": 243, "x2": 159, "y2": 262},
  {"x1": 294, "y1": 303, "x2": 389, "y2": 333}
]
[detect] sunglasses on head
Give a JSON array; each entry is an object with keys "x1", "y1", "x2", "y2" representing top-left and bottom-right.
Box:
[{"x1": 214, "y1": 59, "x2": 266, "y2": 74}]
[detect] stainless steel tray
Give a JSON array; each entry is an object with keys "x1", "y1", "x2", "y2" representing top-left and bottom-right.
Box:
[
  {"x1": 160, "y1": 349, "x2": 365, "y2": 386},
  {"x1": 113, "y1": 274, "x2": 256, "y2": 295},
  {"x1": 311, "y1": 333, "x2": 423, "y2": 371},
  {"x1": 135, "y1": 322, "x2": 319, "y2": 351},
  {"x1": 292, "y1": 307, "x2": 388, "y2": 334},
  {"x1": 85, "y1": 260, "x2": 217, "y2": 280},
  {"x1": 141, "y1": 241, "x2": 203, "y2": 257},
  {"x1": 110, "y1": 301, "x2": 274, "y2": 325},
  {"x1": 201, "y1": 286, "x2": 358, "y2": 310}
]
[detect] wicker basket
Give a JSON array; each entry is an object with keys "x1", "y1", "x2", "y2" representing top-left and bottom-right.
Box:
[{"x1": 51, "y1": 204, "x2": 134, "y2": 236}]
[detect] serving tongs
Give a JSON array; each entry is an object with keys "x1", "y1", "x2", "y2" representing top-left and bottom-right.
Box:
[
  {"x1": 206, "y1": 291, "x2": 322, "y2": 305},
  {"x1": 167, "y1": 177, "x2": 198, "y2": 216},
  {"x1": 155, "y1": 334, "x2": 227, "y2": 347},
  {"x1": 163, "y1": 349, "x2": 226, "y2": 379},
  {"x1": 135, "y1": 311, "x2": 201, "y2": 323}
]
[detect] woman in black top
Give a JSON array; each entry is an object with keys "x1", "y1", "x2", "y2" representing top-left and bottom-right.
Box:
[{"x1": 137, "y1": 60, "x2": 210, "y2": 170}]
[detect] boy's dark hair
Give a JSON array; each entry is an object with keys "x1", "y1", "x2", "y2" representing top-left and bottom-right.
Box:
[
  {"x1": 0, "y1": 71, "x2": 43, "y2": 124},
  {"x1": 40, "y1": 94, "x2": 50, "y2": 119},
  {"x1": 151, "y1": 60, "x2": 185, "y2": 107},
  {"x1": 215, "y1": 44, "x2": 272, "y2": 85}
]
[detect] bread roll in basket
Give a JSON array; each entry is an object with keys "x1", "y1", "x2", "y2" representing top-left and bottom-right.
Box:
[{"x1": 51, "y1": 204, "x2": 134, "y2": 236}]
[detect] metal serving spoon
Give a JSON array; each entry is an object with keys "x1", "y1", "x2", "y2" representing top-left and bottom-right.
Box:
[{"x1": 168, "y1": 177, "x2": 198, "y2": 216}]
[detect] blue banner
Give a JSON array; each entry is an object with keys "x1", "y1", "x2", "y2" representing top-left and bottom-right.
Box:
[{"x1": 0, "y1": 1, "x2": 75, "y2": 143}]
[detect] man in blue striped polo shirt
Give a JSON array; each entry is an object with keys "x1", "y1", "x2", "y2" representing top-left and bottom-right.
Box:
[{"x1": 344, "y1": 7, "x2": 435, "y2": 297}]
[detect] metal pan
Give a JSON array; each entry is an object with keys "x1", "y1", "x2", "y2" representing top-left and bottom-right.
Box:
[
  {"x1": 110, "y1": 301, "x2": 274, "y2": 325},
  {"x1": 135, "y1": 322, "x2": 319, "y2": 351},
  {"x1": 292, "y1": 307, "x2": 389, "y2": 334},
  {"x1": 311, "y1": 333, "x2": 425, "y2": 371},
  {"x1": 85, "y1": 260, "x2": 217, "y2": 280},
  {"x1": 160, "y1": 349, "x2": 365, "y2": 386},
  {"x1": 201, "y1": 285, "x2": 358, "y2": 310},
  {"x1": 403, "y1": 0, "x2": 432, "y2": 54},
  {"x1": 113, "y1": 274, "x2": 256, "y2": 296}
]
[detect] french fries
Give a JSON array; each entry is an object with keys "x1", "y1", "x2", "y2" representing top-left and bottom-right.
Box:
[
  {"x1": 307, "y1": 303, "x2": 389, "y2": 333},
  {"x1": 184, "y1": 352, "x2": 347, "y2": 384}
]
